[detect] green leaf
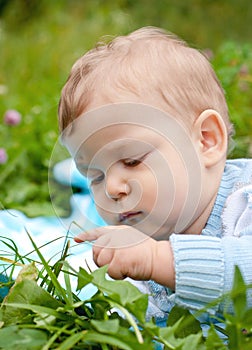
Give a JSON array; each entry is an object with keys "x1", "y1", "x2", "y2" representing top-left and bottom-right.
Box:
[
  {"x1": 14, "y1": 262, "x2": 38, "y2": 283},
  {"x1": 26, "y1": 231, "x2": 69, "y2": 303},
  {"x1": 225, "y1": 324, "x2": 239, "y2": 350},
  {"x1": 56, "y1": 332, "x2": 86, "y2": 350},
  {"x1": 205, "y1": 325, "x2": 227, "y2": 350},
  {"x1": 125, "y1": 293, "x2": 149, "y2": 324},
  {"x1": 56, "y1": 328, "x2": 146, "y2": 350},
  {"x1": 2, "y1": 279, "x2": 62, "y2": 325},
  {"x1": 231, "y1": 266, "x2": 247, "y2": 320},
  {"x1": 180, "y1": 333, "x2": 203, "y2": 350},
  {"x1": 0, "y1": 326, "x2": 48, "y2": 349},
  {"x1": 76, "y1": 266, "x2": 93, "y2": 291},
  {"x1": 91, "y1": 266, "x2": 148, "y2": 321},
  {"x1": 158, "y1": 322, "x2": 183, "y2": 348},
  {"x1": 91, "y1": 319, "x2": 120, "y2": 334},
  {"x1": 243, "y1": 308, "x2": 252, "y2": 328},
  {"x1": 158, "y1": 318, "x2": 203, "y2": 350},
  {"x1": 82, "y1": 330, "x2": 150, "y2": 350},
  {"x1": 167, "y1": 306, "x2": 201, "y2": 338}
]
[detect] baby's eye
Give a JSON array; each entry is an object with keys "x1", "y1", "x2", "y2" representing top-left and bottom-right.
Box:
[
  {"x1": 123, "y1": 158, "x2": 142, "y2": 167},
  {"x1": 89, "y1": 173, "x2": 105, "y2": 185}
]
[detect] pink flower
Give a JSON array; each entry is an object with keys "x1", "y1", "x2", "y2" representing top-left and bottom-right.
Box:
[
  {"x1": 0, "y1": 148, "x2": 8, "y2": 164},
  {"x1": 202, "y1": 48, "x2": 214, "y2": 61},
  {"x1": 239, "y1": 64, "x2": 249, "y2": 76},
  {"x1": 3, "y1": 109, "x2": 22, "y2": 126}
]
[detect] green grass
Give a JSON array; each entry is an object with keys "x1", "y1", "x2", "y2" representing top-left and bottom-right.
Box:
[
  {"x1": 0, "y1": 0, "x2": 251, "y2": 216},
  {"x1": 0, "y1": 235, "x2": 251, "y2": 349}
]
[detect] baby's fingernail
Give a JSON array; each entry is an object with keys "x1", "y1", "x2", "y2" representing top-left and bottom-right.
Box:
[{"x1": 74, "y1": 236, "x2": 84, "y2": 243}]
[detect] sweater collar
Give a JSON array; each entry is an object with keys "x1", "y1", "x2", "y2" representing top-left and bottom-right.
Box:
[{"x1": 202, "y1": 161, "x2": 240, "y2": 237}]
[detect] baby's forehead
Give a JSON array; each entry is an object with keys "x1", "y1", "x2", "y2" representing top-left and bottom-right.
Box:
[
  {"x1": 83, "y1": 123, "x2": 163, "y2": 142},
  {"x1": 75, "y1": 135, "x2": 156, "y2": 169},
  {"x1": 62, "y1": 103, "x2": 190, "y2": 159},
  {"x1": 74, "y1": 124, "x2": 163, "y2": 166}
]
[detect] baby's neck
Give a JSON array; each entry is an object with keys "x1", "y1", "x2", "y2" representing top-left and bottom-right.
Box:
[{"x1": 183, "y1": 191, "x2": 218, "y2": 235}]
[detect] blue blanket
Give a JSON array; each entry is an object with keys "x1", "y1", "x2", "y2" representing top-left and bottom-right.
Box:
[{"x1": 0, "y1": 158, "x2": 106, "y2": 299}]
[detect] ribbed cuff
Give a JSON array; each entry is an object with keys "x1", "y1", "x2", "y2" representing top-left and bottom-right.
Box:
[{"x1": 169, "y1": 234, "x2": 224, "y2": 313}]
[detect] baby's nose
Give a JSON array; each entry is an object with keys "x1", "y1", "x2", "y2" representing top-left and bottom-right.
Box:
[{"x1": 105, "y1": 169, "x2": 130, "y2": 201}]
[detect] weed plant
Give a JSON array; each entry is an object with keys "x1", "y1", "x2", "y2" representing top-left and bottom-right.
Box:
[{"x1": 0, "y1": 233, "x2": 251, "y2": 349}]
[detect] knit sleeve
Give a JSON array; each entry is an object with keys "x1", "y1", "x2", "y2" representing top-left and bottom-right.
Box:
[
  {"x1": 169, "y1": 234, "x2": 224, "y2": 313},
  {"x1": 169, "y1": 184, "x2": 252, "y2": 314},
  {"x1": 169, "y1": 234, "x2": 252, "y2": 313}
]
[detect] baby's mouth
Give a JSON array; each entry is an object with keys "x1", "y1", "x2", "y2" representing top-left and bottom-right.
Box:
[{"x1": 119, "y1": 211, "x2": 142, "y2": 223}]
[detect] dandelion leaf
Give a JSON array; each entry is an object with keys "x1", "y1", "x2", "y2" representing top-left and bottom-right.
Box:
[
  {"x1": 1, "y1": 279, "x2": 62, "y2": 326},
  {"x1": 0, "y1": 325, "x2": 47, "y2": 350}
]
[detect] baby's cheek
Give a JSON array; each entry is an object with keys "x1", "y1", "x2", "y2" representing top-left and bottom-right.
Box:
[
  {"x1": 93, "y1": 200, "x2": 114, "y2": 224},
  {"x1": 141, "y1": 175, "x2": 158, "y2": 210}
]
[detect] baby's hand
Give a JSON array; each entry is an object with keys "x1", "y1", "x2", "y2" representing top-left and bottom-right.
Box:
[
  {"x1": 75, "y1": 225, "x2": 175, "y2": 289},
  {"x1": 75, "y1": 225, "x2": 156, "y2": 280}
]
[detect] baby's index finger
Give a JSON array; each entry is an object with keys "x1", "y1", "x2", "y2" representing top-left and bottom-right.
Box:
[
  {"x1": 74, "y1": 226, "x2": 110, "y2": 243},
  {"x1": 74, "y1": 231, "x2": 95, "y2": 243},
  {"x1": 74, "y1": 234, "x2": 87, "y2": 243}
]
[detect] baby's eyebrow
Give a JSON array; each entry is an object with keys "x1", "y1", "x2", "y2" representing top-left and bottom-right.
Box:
[{"x1": 76, "y1": 163, "x2": 104, "y2": 176}]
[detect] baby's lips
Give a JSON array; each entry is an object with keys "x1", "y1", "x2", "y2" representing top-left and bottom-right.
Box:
[{"x1": 119, "y1": 211, "x2": 142, "y2": 222}]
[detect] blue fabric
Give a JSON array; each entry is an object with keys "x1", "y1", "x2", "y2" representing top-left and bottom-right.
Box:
[
  {"x1": 0, "y1": 274, "x2": 12, "y2": 301},
  {"x1": 0, "y1": 158, "x2": 106, "y2": 298}
]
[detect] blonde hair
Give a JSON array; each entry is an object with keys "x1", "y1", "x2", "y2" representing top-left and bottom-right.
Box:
[{"x1": 58, "y1": 26, "x2": 233, "y2": 137}]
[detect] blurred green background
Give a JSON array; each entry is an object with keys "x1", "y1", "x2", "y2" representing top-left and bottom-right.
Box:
[{"x1": 0, "y1": 0, "x2": 251, "y2": 217}]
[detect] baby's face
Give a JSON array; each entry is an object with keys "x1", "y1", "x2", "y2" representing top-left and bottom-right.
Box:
[{"x1": 64, "y1": 104, "x2": 203, "y2": 240}]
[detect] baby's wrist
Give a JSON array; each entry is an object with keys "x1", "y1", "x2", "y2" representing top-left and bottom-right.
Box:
[{"x1": 151, "y1": 241, "x2": 175, "y2": 290}]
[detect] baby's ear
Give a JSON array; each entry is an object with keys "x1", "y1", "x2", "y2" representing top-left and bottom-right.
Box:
[{"x1": 193, "y1": 109, "x2": 228, "y2": 168}]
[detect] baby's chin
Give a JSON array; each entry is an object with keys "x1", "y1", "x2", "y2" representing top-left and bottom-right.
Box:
[
  {"x1": 102, "y1": 215, "x2": 174, "y2": 240},
  {"x1": 131, "y1": 222, "x2": 173, "y2": 241}
]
